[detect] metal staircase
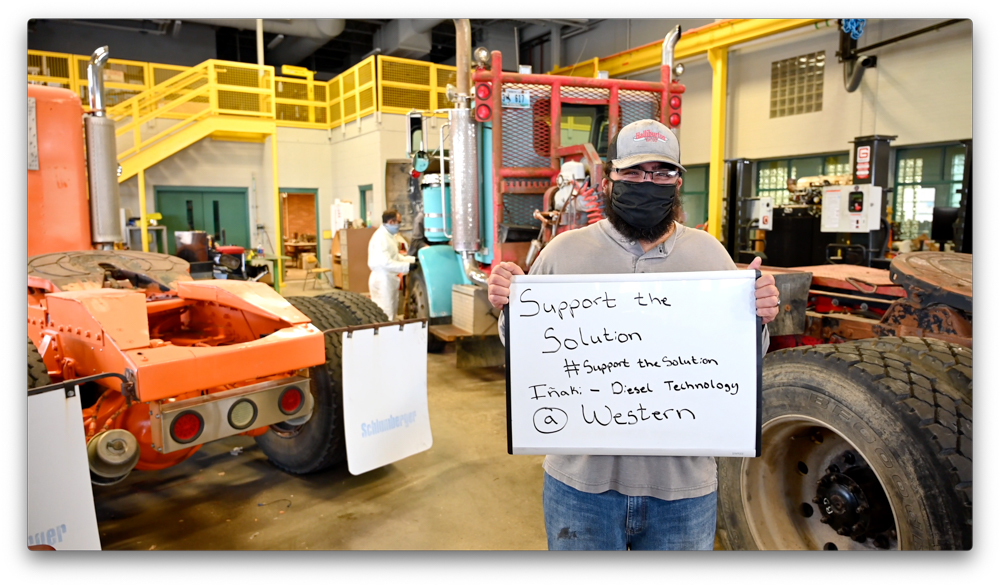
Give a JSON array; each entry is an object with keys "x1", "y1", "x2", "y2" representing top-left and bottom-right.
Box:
[{"x1": 108, "y1": 60, "x2": 278, "y2": 182}]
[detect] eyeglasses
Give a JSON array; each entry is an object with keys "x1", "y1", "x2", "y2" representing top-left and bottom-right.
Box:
[{"x1": 614, "y1": 167, "x2": 680, "y2": 184}]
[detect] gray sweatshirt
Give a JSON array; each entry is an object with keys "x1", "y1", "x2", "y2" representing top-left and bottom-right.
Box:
[{"x1": 500, "y1": 219, "x2": 768, "y2": 500}]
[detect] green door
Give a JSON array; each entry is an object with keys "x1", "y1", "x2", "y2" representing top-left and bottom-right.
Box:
[{"x1": 156, "y1": 188, "x2": 250, "y2": 255}]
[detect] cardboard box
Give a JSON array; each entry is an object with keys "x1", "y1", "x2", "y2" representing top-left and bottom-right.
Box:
[{"x1": 452, "y1": 284, "x2": 498, "y2": 335}]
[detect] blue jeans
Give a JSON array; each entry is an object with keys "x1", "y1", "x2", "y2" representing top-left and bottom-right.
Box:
[{"x1": 543, "y1": 472, "x2": 716, "y2": 550}]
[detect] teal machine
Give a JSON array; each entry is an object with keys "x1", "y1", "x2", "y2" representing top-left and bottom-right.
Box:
[
  {"x1": 404, "y1": 110, "x2": 494, "y2": 326},
  {"x1": 402, "y1": 22, "x2": 496, "y2": 335}
]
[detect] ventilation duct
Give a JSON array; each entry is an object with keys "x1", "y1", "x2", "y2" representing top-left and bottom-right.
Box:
[
  {"x1": 184, "y1": 18, "x2": 346, "y2": 65},
  {"x1": 380, "y1": 19, "x2": 445, "y2": 59}
]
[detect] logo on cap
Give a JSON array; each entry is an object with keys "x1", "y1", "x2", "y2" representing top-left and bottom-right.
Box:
[{"x1": 633, "y1": 130, "x2": 668, "y2": 143}]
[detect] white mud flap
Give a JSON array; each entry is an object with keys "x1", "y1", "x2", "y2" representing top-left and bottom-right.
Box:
[
  {"x1": 27, "y1": 386, "x2": 102, "y2": 550},
  {"x1": 342, "y1": 321, "x2": 432, "y2": 475}
]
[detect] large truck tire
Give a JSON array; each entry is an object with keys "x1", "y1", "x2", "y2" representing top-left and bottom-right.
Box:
[
  {"x1": 404, "y1": 267, "x2": 445, "y2": 353},
  {"x1": 317, "y1": 290, "x2": 388, "y2": 326},
  {"x1": 717, "y1": 337, "x2": 971, "y2": 551},
  {"x1": 28, "y1": 337, "x2": 51, "y2": 389},
  {"x1": 254, "y1": 297, "x2": 352, "y2": 474}
]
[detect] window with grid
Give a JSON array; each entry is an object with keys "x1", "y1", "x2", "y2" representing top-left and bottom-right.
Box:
[
  {"x1": 680, "y1": 164, "x2": 709, "y2": 228},
  {"x1": 893, "y1": 144, "x2": 967, "y2": 240},
  {"x1": 755, "y1": 154, "x2": 850, "y2": 206},
  {"x1": 770, "y1": 52, "x2": 825, "y2": 118}
]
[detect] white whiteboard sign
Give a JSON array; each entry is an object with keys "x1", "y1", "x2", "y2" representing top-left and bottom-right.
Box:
[
  {"x1": 28, "y1": 387, "x2": 102, "y2": 550},
  {"x1": 505, "y1": 271, "x2": 761, "y2": 457},
  {"x1": 342, "y1": 322, "x2": 433, "y2": 475}
]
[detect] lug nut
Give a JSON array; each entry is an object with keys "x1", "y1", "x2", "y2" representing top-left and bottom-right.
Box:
[
  {"x1": 820, "y1": 515, "x2": 830, "y2": 524},
  {"x1": 837, "y1": 528, "x2": 849, "y2": 536},
  {"x1": 856, "y1": 504, "x2": 867, "y2": 513}
]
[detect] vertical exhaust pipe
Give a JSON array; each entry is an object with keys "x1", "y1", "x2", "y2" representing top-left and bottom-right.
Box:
[
  {"x1": 85, "y1": 47, "x2": 123, "y2": 249},
  {"x1": 661, "y1": 25, "x2": 682, "y2": 75},
  {"x1": 450, "y1": 19, "x2": 486, "y2": 286},
  {"x1": 453, "y1": 18, "x2": 471, "y2": 107}
]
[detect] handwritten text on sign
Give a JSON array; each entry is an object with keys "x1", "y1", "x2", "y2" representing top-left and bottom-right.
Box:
[{"x1": 506, "y1": 271, "x2": 760, "y2": 457}]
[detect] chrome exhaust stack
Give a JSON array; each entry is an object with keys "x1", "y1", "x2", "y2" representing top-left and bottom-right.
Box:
[
  {"x1": 662, "y1": 25, "x2": 682, "y2": 74},
  {"x1": 450, "y1": 20, "x2": 486, "y2": 286},
  {"x1": 85, "y1": 46, "x2": 123, "y2": 250}
]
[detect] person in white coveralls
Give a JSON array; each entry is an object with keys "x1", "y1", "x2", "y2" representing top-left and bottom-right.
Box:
[{"x1": 367, "y1": 209, "x2": 416, "y2": 319}]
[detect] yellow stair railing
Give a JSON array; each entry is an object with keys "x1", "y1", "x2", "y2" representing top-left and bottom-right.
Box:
[
  {"x1": 108, "y1": 59, "x2": 277, "y2": 182},
  {"x1": 30, "y1": 50, "x2": 461, "y2": 184}
]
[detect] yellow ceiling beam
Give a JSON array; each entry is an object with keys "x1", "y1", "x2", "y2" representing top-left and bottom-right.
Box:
[{"x1": 552, "y1": 19, "x2": 830, "y2": 78}]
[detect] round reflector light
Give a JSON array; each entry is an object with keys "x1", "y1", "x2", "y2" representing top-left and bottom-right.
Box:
[
  {"x1": 228, "y1": 399, "x2": 258, "y2": 430},
  {"x1": 669, "y1": 96, "x2": 682, "y2": 109},
  {"x1": 279, "y1": 387, "x2": 304, "y2": 415},
  {"x1": 669, "y1": 113, "x2": 681, "y2": 127},
  {"x1": 476, "y1": 104, "x2": 492, "y2": 121},
  {"x1": 475, "y1": 83, "x2": 491, "y2": 101},
  {"x1": 170, "y1": 411, "x2": 204, "y2": 444}
]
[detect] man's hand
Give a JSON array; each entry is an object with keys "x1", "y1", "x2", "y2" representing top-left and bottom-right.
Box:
[
  {"x1": 747, "y1": 256, "x2": 780, "y2": 325},
  {"x1": 487, "y1": 261, "x2": 525, "y2": 309}
]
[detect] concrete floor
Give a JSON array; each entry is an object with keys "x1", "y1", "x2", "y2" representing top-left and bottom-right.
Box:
[{"x1": 92, "y1": 271, "x2": 548, "y2": 550}]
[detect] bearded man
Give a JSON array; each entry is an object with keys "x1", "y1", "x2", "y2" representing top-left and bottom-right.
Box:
[{"x1": 486, "y1": 119, "x2": 780, "y2": 550}]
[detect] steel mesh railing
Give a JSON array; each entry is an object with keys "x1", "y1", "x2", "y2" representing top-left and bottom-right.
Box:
[
  {"x1": 377, "y1": 56, "x2": 457, "y2": 117},
  {"x1": 619, "y1": 89, "x2": 661, "y2": 127},
  {"x1": 501, "y1": 83, "x2": 552, "y2": 169},
  {"x1": 28, "y1": 51, "x2": 74, "y2": 90},
  {"x1": 30, "y1": 50, "x2": 463, "y2": 132}
]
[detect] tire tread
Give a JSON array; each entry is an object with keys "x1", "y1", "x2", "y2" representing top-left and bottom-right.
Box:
[
  {"x1": 28, "y1": 337, "x2": 51, "y2": 389},
  {"x1": 789, "y1": 337, "x2": 972, "y2": 548}
]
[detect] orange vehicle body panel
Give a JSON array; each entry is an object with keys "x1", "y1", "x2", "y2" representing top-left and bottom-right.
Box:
[
  {"x1": 36, "y1": 284, "x2": 326, "y2": 403},
  {"x1": 175, "y1": 280, "x2": 312, "y2": 324},
  {"x1": 28, "y1": 85, "x2": 92, "y2": 256},
  {"x1": 124, "y1": 323, "x2": 324, "y2": 402}
]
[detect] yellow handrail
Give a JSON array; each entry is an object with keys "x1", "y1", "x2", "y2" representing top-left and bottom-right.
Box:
[
  {"x1": 109, "y1": 59, "x2": 275, "y2": 164},
  {"x1": 31, "y1": 50, "x2": 459, "y2": 133}
]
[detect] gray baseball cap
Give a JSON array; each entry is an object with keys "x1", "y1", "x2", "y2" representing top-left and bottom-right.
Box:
[{"x1": 607, "y1": 119, "x2": 685, "y2": 172}]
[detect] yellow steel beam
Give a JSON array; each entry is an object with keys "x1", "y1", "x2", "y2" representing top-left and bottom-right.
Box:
[
  {"x1": 580, "y1": 19, "x2": 828, "y2": 78},
  {"x1": 707, "y1": 47, "x2": 728, "y2": 241},
  {"x1": 271, "y1": 131, "x2": 284, "y2": 292},
  {"x1": 139, "y1": 168, "x2": 149, "y2": 252}
]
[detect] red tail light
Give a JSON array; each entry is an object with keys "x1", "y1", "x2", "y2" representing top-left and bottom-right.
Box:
[
  {"x1": 475, "y1": 103, "x2": 492, "y2": 122},
  {"x1": 475, "y1": 83, "x2": 491, "y2": 101},
  {"x1": 669, "y1": 113, "x2": 681, "y2": 127},
  {"x1": 669, "y1": 96, "x2": 682, "y2": 109},
  {"x1": 170, "y1": 411, "x2": 204, "y2": 444},
  {"x1": 279, "y1": 387, "x2": 304, "y2": 415}
]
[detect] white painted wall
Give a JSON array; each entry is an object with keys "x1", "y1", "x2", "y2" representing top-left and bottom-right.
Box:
[
  {"x1": 726, "y1": 19, "x2": 972, "y2": 161},
  {"x1": 621, "y1": 19, "x2": 971, "y2": 167}
]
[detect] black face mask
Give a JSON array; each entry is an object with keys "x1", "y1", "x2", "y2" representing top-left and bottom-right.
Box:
[{"x1": 609, "y1": 180, "x2": 677, "y2": 229}]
